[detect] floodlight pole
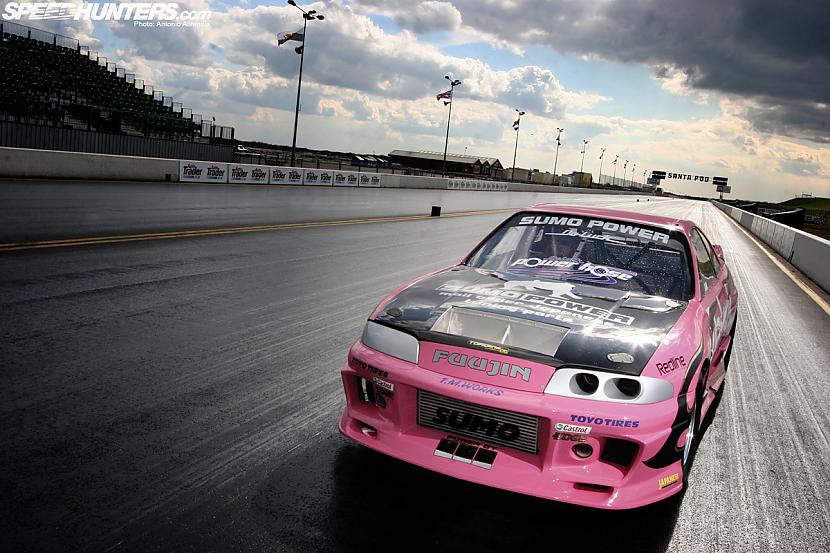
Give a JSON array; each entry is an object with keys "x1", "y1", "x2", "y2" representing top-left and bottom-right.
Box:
[
  {"x1": 579, "y1": 139, "x2": 588, "y2": 173},
  {"x1": 288, "y1": 2, "x2": 324, "y2": 167},
  {"x1": 553, "y1": 127, "x2": 563, "y2": 182},
  {"x1": 289, "y1": 16, "x2": 308, "y2": 167},
  {"x1": 598, "y1": 147, "x2": 606, "y2": 185},
  {"x1": 511, "y1": 109, "x2": 525, "y2": 181},
  {"x1": 441, "y1": 77, "x2": 461, "y2": 177}
]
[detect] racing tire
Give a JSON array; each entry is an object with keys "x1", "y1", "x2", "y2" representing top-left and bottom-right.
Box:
[
  {"x1": 681, "y1": 365, "x2": 707, "y2": 487},
  {"x1": 722, "y1": 313, "x2": 737, "y2": 372}
]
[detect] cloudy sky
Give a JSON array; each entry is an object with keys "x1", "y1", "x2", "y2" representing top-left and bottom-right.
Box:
[{"x1": 5, "y1": 0, "x2": 830, "y2": 201}]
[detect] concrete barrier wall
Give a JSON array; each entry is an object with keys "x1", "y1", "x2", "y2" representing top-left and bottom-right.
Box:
[
  {"x1": 0, "y1": 146, "x2": 649, "y2": 197},
  {"x1": 712, "y1": 200, "x2": 830, "y2": 293},
  {"x1": 0, "y1": 146, "x2": 179, "y2": 181}
]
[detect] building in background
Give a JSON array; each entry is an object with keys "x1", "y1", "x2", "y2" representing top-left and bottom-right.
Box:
[
  {"x1": 389, "y1": 150, "x2": 504, "y2": 178},
  {"x1": 558, "y1": 171, "x2": 593, "y2": 187}
]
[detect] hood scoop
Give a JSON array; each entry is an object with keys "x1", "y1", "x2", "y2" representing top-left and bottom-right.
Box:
[{"x1": 430, "y1": 307, "x2": 569, "y2": 357}]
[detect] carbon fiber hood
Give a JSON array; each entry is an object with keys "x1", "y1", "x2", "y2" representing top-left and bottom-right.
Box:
[{"x1": 372, "y1": 266, "x2": 687, "y2": 376}]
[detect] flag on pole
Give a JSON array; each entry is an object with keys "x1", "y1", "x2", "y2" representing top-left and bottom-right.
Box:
[
  {"x1": 278, "y1": 29, "x2": 304, "y2": 45},
  {"x1": 443, "y1": 100, "x2": 451, "y2": 106},
  {"x1": 436, "y1": 89, "x2": 452, "y2": 101},
  {"x1": 294, "y1": 44, "x2": 304, "y2": 55},
  {"x1": 512, "y1": 118, "x2": 520, "y2": 130}
]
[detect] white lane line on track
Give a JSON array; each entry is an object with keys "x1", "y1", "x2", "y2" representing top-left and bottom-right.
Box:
[{"x1": 716, "y1": 207, "x2": 830, "y2": 317}]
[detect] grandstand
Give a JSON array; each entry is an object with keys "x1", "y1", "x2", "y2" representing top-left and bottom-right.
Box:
[{"x1": 0, "y1": 21, "x2": 233, "y2": 160}]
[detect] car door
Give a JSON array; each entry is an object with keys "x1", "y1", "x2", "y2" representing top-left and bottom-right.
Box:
[
  {"x1": 697, "y1": 228, "x2": 734, "y2": 379},
  {"x1": 690, "y1": 228, "x2": 728, "y2": 385}
]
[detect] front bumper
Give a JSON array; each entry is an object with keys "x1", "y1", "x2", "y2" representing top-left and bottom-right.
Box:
[{"x1": 338, "y1": 341, "x2": 686, "y2": 510}]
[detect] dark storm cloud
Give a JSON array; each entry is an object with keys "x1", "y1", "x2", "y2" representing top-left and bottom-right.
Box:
[{"x1": 369, "y1": 0, "x2": 829, "y2": 142}]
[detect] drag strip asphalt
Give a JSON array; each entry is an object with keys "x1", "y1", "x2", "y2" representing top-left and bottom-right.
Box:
[{"x1": 1, "y1": 185, "x2": 827, "y2": 553}]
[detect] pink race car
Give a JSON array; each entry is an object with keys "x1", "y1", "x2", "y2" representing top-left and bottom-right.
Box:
[{"x1": 338, "y1": 204, "x2": 738, "y2": 509}]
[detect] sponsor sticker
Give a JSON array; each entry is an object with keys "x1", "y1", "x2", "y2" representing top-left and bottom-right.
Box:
[
  {"x1": 658, "y1": 473, "x2": 680, "y2": 489},
  {"x1": 569, "y1": 414, "x2": 639, "y2": 428},
  {"x1": 432, "y1": 349, "x2": 531, "y2": 382},
  {"x1": 371, "y1": 377, "x2": 394, "y2": 394},
  {"x1": 432, "y1": 407, "x2": 521, "y2": 442},
  {"x1": 439, "y1": 377, "x2": 504, "y2": 396},
  {"x1": 655, "y1": 355, "x2": 686, "y2": 375},
  {"x1": 350, "y1": 357, "x2": 389, "y2": 378},
  {"x1": 516, "y1": 215, "x2": 670, "y2": 245},
  {"x1": 437, "y1": 283, "x2": 635, "y2": 327},
  {"x1": 555, "y1": 422, "x2": 591, "y2": 434},
  {"x1": 509, "y1": 257, "x2": 637, "y2": 285},
  {"x1": 467, "y1": 340, "x2": 509, "y2": 355},
  {"x1": 552, "y1": 431, "x2": 587, "y2": 442}
]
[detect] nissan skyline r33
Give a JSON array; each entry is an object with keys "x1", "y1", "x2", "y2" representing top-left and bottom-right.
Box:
[{"x1": 338, "y1": 204, "x2": 738, "y2": 509}]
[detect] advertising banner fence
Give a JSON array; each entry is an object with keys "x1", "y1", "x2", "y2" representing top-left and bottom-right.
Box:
[
  {"x1": 228, "y1": 163, "x2": 269, "y2": 184},
  {"x1": 179, "y1": 160, "x2": 228, "y2": 183},
  {"x1": 333, "y1": 170, "x2": 360, "y2": 187},
  {"x1": 448, "y1": 179, "x2": 509, "y2": 191},
  {"x1": 269, "y1": 166, "x2": 290, "y2": 185},
  {"x1": 358, "y1": 173, "x2": 382, "y2": 187},
  {"x1": 303, "y1": 169, "x2": 334, "y2": 186}
]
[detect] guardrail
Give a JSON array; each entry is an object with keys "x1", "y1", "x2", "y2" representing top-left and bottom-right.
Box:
[{"x1": 712, "y1": 200, "x2": 830, "y2": 294}]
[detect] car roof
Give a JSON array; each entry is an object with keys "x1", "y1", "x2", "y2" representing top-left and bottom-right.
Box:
[{"x1": 523, "y1": 203, "x2": 694, "y2": 234}]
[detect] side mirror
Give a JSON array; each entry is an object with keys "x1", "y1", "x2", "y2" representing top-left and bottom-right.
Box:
[{"x1": 712, "y1": 244, "x2": 724, "y2": 260}]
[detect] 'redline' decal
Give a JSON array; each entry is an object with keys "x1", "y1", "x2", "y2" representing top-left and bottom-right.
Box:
[
  {"x1": 655, "y1": 355, "x2": 686, "y2": 375},
  {"x1": 644, "y1": 343, "x2": 705, "y2": 469}
]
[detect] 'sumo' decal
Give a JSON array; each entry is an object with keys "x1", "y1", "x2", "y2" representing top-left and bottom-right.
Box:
[
  {"x1": 438, "y1": 284, "x2": 635, "y2": 326},
  {"x1": 432, "y1": 407, "x2": 521, "y2": 441},
  {"x1": 510, "y1": 257, "x2": 637, "y2": 285},
  {"x1": 518, "y1": 215, "x2": 670, "y2": 244},
  {"x1": 433, "y1": 349, "x2": 532, "y2": 382}
]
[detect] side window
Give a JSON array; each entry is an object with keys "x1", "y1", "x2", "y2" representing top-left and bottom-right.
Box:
[
  {"x1": 697, "y1": 229, "x2": 721, "y2": 275},
  {"x1": 690, "y1": 229, "x2": 716, "y2": 295}
]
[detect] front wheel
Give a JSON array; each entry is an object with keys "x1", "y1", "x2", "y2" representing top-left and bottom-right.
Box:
[
  {"x1": 723, "y1": 313, "x2": 738, "y2": 371},
  {"x1": 681, "y1": 367, "x2": 707, "y2": 486}
]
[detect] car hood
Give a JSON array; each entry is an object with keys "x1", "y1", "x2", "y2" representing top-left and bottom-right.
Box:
[{"x1": 372, "y1": 266, "x2": 687, "y2": 381}]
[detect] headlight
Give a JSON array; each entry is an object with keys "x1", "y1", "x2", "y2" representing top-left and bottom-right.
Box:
[
  {"x1": 361, "y1": 321, "x2": 419, "y2": 364},
  {"x1": 545, "y1": 368, "x2": 673, "y2": 404}
]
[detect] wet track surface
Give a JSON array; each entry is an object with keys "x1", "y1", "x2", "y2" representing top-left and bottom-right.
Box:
[{"x1": 1, "y1": 182, "x2": 829, "y2": 552}]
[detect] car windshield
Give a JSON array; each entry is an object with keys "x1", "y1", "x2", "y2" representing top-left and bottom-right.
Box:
[{"x1": 466, "y1": 212, "x2": 693, "y2": 300}]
